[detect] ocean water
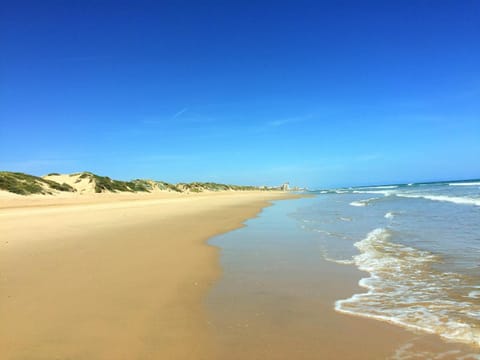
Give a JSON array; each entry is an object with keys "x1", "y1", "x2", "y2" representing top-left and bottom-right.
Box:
[{"x1": 296, "y1": 180, "x2": 480, "y2": 349}]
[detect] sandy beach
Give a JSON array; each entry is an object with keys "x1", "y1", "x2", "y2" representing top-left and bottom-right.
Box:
[
  {"x1": 1, "y1": 191, "x2": 478, "y2": 360},
  {"x1": 0, "y1": 191, "x2": 296, "y2": 360}
]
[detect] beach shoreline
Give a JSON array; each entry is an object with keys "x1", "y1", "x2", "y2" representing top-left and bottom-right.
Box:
[
  {"x1": 206, "y1": 196, "x2": 480, "y2": 360},
  {"x1": 0, "y1": 191, "x2": 298, "y2": 360},
  {"x1": 2, "y1": 190, "x2": 476, "y2": 359}
]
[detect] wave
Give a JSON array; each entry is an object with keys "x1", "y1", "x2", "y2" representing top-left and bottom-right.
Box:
[
  {"x1": 370, "y1": 185, "x2": 398, "y2": 189},
  {"x1": 354, "y1": 185, "x2": 399, "y2": 190},
  {"x1": 350, "y1": 201, "x2": 367, "y2": 207},
  {"x1": 384, "y1": 212, "x2": 395, "y2": 219},
  {"x1": 349, "y1": 197, "x2": 381, "y2": 207},
  {"x1": 324, "y1": 256, "x2": 354, "y2": 265},
  {"x1": 449, "y1": 182, "x2": 480, "y2": 186},
  {"x1": 390, "y1": 341, "x2": 480, "y2": 360},
  {"x1": 320, "y1": 250, "x2": 355, "y2": 265},
  {"x1": 317, "y1": 244, "x2": 355, "y2": 266},
  {"x1": 335, "y1": 228, "x2": 480, "y2": 347},
  {"x1": 468, "y1": 291, "x2": 480, "y2": 299},
  {"x1": 396, "y1": 193, "x2": 480, "y2": 207},
  {"x1": 352, "y1": 190, "x2": 396, "y2": 196}
]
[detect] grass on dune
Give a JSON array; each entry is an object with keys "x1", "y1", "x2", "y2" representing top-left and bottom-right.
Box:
[
  {"x1": 0, "y1": 172, "x2": 76, "y2": 195},
  {"x1": 1, "y1": 171, "x2": 276, "y2": 195}
]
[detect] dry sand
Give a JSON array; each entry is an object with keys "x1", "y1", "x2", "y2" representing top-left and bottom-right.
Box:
[{"x1": 0, "y1": 191, "x2": 297, "y2": 360}]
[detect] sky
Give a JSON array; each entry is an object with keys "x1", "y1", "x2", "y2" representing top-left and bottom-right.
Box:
[{"x1": 1, "y1": 0, "x2": 479, "y2": 188}]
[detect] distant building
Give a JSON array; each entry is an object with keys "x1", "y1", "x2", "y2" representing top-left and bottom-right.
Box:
[{"x1": 281, "y1": 182, "x2": 289, "y2": 191}]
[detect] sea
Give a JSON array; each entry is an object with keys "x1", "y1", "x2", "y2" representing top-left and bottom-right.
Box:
[{"x1": 298, "y1": 180, "x2": 480, "y2": 348}]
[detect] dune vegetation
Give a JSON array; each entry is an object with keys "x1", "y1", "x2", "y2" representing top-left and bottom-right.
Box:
[
  {"x1": 0, "y1": 171, "x2": 76, "y2": 195},
  {"x1": 0, "y1": 171, "x2": 277, "y2": 195}
]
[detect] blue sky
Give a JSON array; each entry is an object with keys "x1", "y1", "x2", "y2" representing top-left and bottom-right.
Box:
[{"x1": 1, "y1": 0, "x2": 479, "y2": 188}]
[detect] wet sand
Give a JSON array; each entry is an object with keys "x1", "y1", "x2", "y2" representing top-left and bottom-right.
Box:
[
  {"x1": 0, "y1": 191, "x2": 295, "y2": 360},
  {"x1": 207, "y1": 197, "x2": 479, "y2": 360}
]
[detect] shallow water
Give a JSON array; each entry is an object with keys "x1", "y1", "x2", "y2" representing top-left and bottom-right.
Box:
[
  {"x1": 298, "y1": 180, "x2": 480, "y2": 351},
  {"x1": 207, "y1": 196, "x2": 480, "y2": 359}
]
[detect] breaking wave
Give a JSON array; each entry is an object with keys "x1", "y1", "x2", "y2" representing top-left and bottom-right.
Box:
[
  {"x1": 449, "y1": 182, "x2": 480, "y2": 187},
  {"x1": 384, "y1": 212, "x2": 395, "y2": 219},
  {"x1": 349, "y1": 197, "x2": 381, "y2": 207},
  {"x1": 396, "y1": 193, "x2": 480, "y2": 207},
  {"x1": 335, "y1": 228, "x2": 480, "y2": 347}
]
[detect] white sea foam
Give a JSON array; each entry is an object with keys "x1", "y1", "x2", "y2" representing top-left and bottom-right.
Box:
[
  {"x1": 468, "y1": 291, "x2": 480, "y2": 299},
  {"x1": 396, "y1": 193, "x2": 480, "y2": 207},
  {"x1": 363, "y1": 185, "x2": 398, "y2": 189},
  {"x1": 384, "y1": 212, "x2": 395, "y2": 219},
  {"x1": 390, "y1": 344, "x2": 480, "y2": 360},
  {"x1": 325, "y1": 257, "x2": 355, "y2": 265},
  {"x1": 353, "y1": 185, "x2": 398, "y2": 190},
  {"x1": 314, "y1": 229, "x2": 333, "y2": 235},
  {"x1": 335, "y1": 228, "x2": 480, "y2": 348},
  {"x1": 317, "y1": 246, "x2": 355, "y2": 265},
  {"x1": 352, "y1": 190, "x2": 396, "y2": 196},
  {"x1": 350, "y1": 201, "x2": 367, "y2": 207},
  {"x1": 449, "y1": 182, "x2": 480, "y2": 186},
  {"x1": 349, "y1": 197, "x2": 380, "y2": 207}
]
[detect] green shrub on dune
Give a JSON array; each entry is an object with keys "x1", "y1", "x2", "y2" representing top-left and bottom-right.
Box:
[
  {"x1": 126, "y1": 180, "x2": 153, "y2": 192},
  {"x1": 0, "y1": 172, "x2": 76, "y2": 195},
  {"x1": 0, "y1": 171, "x2": 274, "y2": 195},
  {"x1": 76, "y1": 172, "x2": 156, "y2": 193},
  {"x1": 155, "y1": 181, "x2": 182, "y2": 192},
  {"x1": 175, "y1": 181, "x2": 266, "y2": 192},
  {"x1": 44, "y1": 179, "x2": 75, "y2": 192}
]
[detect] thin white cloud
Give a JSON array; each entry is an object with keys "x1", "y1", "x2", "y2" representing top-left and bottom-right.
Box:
[
  {"x1": 142, "y1": 108, "x2": 190, "y2": 125},
  {"x1": 171, "y1": 108, "x2": 188, "y2": 120}
]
